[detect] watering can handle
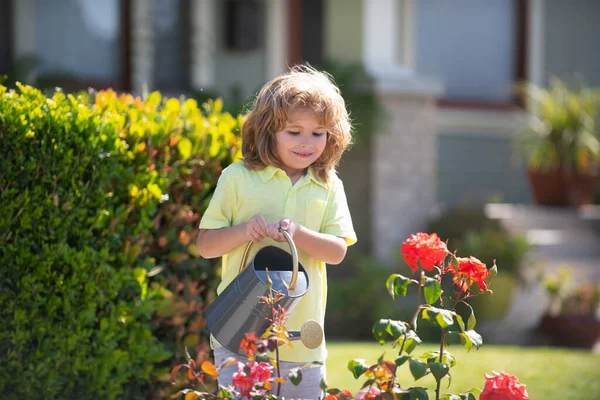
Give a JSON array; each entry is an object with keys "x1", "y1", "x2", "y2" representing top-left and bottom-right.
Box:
[{"x1": 239, "y1": 226, "x2": 299, "y2": 291}]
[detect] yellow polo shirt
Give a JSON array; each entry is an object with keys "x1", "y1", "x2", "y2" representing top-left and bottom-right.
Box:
[{"x1": 199, "y1": 161, "x2": 357, "y2": 362}]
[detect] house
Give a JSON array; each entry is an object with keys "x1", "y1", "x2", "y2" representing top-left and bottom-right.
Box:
[{"x1": 2, "y1": 0, "x2": 599, "y2": 263}]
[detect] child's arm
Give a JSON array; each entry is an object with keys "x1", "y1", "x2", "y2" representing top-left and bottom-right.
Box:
[
  {"x1": 197, "y1": 214, "x2": 271, "y2": 259},
  {"x1": 266, "y1": 178, "x2": 356, "y2": 265},
  {"x1": 267, "y1": 219, "x2": 347, "y2": 265}
]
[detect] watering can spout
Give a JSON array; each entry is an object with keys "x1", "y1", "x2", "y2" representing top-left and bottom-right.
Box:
[{"x1": 288, "y1": 320, "x2": 324, "y2": 350}]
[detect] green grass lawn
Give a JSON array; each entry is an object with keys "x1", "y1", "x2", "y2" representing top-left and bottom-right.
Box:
[{"x1": 325, "y1": 341, "x2": 600, "y2": 399}]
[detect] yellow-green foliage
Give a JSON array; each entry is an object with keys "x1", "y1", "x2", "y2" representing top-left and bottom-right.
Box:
[{"x1": 0, "y1": 84, "x2": 243, "y2": 398}]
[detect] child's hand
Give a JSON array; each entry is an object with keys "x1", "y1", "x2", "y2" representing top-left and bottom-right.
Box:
[
  {"x1": 267, "y1": 218, "x2": 299, "y2": 242},
  {"x1": 245, "y1": 214, "x2": 270, "y2": 243}
]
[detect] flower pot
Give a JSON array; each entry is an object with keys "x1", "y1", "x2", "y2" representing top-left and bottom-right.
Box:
[
  {"x1": 528, "y1": 168, "x2": 598, "y2": 207},
  {"x1": 527, "y1": 169, "x2": 568, "y2": 206},
  {"x1": 538, "y1": 313, "x2": 600, "y2": 349},
  {"x1": 468, "y1": 275, "x2": 516, "y2": 321},
  {"x1": 564, "y1": 170, "x2": 599, "y2": 207}
]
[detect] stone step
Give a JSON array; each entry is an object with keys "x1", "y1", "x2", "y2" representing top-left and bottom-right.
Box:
[
  {"x1": 485, "y1": 203, "x2": 600, "y2": 259},
  {"x1": 485, "y1": 203, "x2": 600, "y2": 233}
]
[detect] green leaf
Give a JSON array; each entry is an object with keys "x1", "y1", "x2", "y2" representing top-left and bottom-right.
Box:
[
  {"x1": 347, "y1": 359, "x2": 369, "y2": 379},
  {"x1": 147, "y1": 91, "x2": 161, "y2": 106},
  {"x1": 409, "y1": 387, "x2": 429, "y2": 400},
  {"x1": 444, "y1": 330, "x2": 483, "y2": 351},
  {"x1": 373, "y1": 319, "x2": 408, "y2": 344},
  {"x1": 489, "y1": 262, "x2": 498, "y2": 276},
  {"x1": 423, "y1": 277, "x2": 442, "y2": 305},
  {"x1": 466, "y1": 309, "x2": 476, "y2": 331},
  {"x1": 132, "y1": 267, "x2": 146, "y2": 285},
  {"x1": 454, "y1": 314, "x2": 465, "y2": 332},
  {"x1": 441, "y1": 395, "x2": 461, "y2": 400},
  {"x1": 425, "y1": 350, "x2": 456, "y2": 367},
  {"x1": 395, "y1": 355, "x2": 410, "y2": 367},
  {"x1": 288, "y1": 369, "x2": 302, "y2": 386},
  {"x1": 403, "y1": 330, "x2": 422, "y2": 354},
  {"x1": 409, "y1": 358, "x2": 429, "y2": 381},
  {"x1": 422, "y1": 306, "x2": 454, "y2": 329},
  {"x1": 429, "y1": 362, "x2": 449, "y2": 381},
  {"x1": 464, "y1": 330, "x2": 483, "y2": 350},
  {"x1": 177, "y1": 137, "x2": 192, "y2": 160},
  {"x1": 443, "y1": 253, "x2": 459, "y2": 273},
  {"x1": 386, "y1": 274, "x2": 412, "y2": 299},
  {"x1": 444, "y1": 332, "x2": 464, "y2": 348},
  {"x1": 443, "y1": 389, "x2": 479, "y2": 400}
]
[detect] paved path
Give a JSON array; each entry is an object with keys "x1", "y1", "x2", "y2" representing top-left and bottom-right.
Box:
[{"x1": 477, "y1": 204, "x2": 600, "y2": 348}]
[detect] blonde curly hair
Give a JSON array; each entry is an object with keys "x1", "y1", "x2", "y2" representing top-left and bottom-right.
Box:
[{"x1": 241, "y1": 64, "x2": 352, "y2": 184}]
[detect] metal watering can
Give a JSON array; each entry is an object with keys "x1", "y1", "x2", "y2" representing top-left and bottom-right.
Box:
[{"x1": 206, "y1": 227, "x2": 324, "y2": 358}]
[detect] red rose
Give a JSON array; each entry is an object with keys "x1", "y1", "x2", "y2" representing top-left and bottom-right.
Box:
[
  {"x1": 249, "y1": 361, "x2": 273, "y2": 383},
  {"x1": 445, "y1": 256, "x2": 489, "y2": 292},
  {"x1": 232, "y1": 363, "x2": 254, "y2": 398},
  {"x1": 480, "y1": 371, "x2": 529, "y2": 400},
  {"x1": 401, "y1": 233, "x2": 449, "y2": 272}
]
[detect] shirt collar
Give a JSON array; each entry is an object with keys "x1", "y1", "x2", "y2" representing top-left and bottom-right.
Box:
[{"x1": 257, "y1": 165, "x2": 328, "y2": 189}]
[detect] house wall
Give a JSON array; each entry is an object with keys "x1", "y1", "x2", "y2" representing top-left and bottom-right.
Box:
[
  {"x1": 544, "y1": 0, "x2": 600, "y2": 86},
  {"x1": 437, "y1": 133, "x2": 532, "y2": 205},
  {"x1": 324, "y1": 0, "x2": 363, "y2": 63},
  {"x1": 436, "y1": 109, "x2": 531, "y2": 206},
  {"x1": 211, "y1": 0, "x2": 266, "y2": 103},
  {"x1": 414, "y1": 0, "x2": 517, "y2": 102}
]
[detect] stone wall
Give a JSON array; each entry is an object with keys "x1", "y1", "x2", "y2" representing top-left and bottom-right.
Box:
[
  {"x1": 131, "y1": 0, "x2": 153, "y2": 94},
  {"x1": 371, "y1": 91, "x2": 438, "y2": 262},
  {"x1": 338, "y1": 84, "x2": 439, "y2": 264}
]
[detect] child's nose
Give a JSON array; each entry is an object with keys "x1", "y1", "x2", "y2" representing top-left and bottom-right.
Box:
[{"x1": 300, "y1": 137, "x2": 314, "y2": 147}]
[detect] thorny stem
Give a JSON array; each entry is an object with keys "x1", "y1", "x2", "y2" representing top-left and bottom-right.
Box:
[
  {"x1": 410, "y1": 271, "x2": 424, "y2": 328},
  {"x1": 436, "y1": 328, "x2": 445, "y2": 400},
  {"x1": 400, "y1": 272, "x2": 424, "y2": 356},
  {"x1": 436, "y1": 285, "x2": 446, "y2": 400},
  {"x1": 269, "y1": 288, "x2": 283, "y2": 397},
  {"x1": 275, "y1": 345, "x2": 281, "y2": 396}
]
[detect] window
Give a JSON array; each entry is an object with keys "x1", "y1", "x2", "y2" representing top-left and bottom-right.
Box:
[
  {"x1": 34, "y1": 0, "x2": 124, "y2": 89},
  {"x1": 224, "y1": 0, "x2": 263, "y2": 51},
  {"x1": 153, "y1": 0, "x2": 189, "y2": 91},
  {"x1": 0, "y1": 0, "x2": 13, "y2": 76},
  {"x1": 416, "y1": 0, "x2": 526, "y2": 107}
]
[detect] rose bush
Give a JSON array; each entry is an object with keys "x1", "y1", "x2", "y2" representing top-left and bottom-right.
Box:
[{"x1": 171, "y1": 232, "x2": 529, "y2": 399}]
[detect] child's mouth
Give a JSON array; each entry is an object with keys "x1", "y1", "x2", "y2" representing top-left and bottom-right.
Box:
[{"x1": 292, "y1": 151, "x2": 313, "y2": 158}]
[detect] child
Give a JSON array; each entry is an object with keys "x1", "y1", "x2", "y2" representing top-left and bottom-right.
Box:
[{"x1": 196, "y1": 64, "x2": 357, "y2": 399}]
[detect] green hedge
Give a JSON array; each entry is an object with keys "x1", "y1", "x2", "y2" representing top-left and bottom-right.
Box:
[{"x1": 0, "y1": 84, "x2": 242, "y2": 398}]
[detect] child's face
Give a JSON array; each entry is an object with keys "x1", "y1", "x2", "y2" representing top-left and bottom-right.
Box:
[{"x1": 275, "y1": 110, "x2": 327, "y2": 177}]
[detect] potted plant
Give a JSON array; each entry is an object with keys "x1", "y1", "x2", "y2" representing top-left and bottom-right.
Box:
[
  {"x1": 515, "y1": 78, "x2": 600, "y2": 206},
  {"x1": 537, "y1": 268, "x2": 600, "y2": 349}
]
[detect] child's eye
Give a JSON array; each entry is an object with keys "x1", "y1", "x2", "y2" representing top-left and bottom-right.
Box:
[
  {"x1": 288, "y1": 131, "x2": 300, "y2": 135},
  {"x1": 313, "y1": 132, "x2": 325, "y2": 137}
]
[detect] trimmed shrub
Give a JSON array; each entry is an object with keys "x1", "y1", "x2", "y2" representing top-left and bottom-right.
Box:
[
  {"x1": 91, "y1": 90, "x2": 243, "y2": 397},
  {"x1": 0, "y1": 84, "x2": 243, "y2": 398}
]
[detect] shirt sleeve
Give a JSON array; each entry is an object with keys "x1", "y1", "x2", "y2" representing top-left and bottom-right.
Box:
[
  {"x1": 322, "y1": 178, "x2": 357, "y2": 246},
  {"x1": 199, "y1": 167, "x2": 236, "y2": 230}
]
